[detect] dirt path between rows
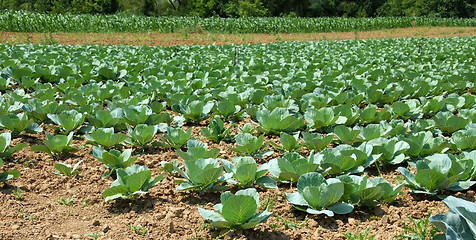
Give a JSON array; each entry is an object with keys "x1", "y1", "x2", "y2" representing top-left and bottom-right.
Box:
[{"x1": 1, "y1": 27, "x2": 475, "y2": 46}]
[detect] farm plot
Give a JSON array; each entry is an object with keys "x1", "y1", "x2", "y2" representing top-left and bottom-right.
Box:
[{"x1": 0, "y1": 37, "x2": 475, "y2": 239}]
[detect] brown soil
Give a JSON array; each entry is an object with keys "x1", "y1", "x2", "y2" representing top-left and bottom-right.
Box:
[
  {"x1": 1, "y1": 125, "x2": 475, "y2": 240},
  {"x1": 0, "y1": 27, "x2": 475, "y2": 46}
]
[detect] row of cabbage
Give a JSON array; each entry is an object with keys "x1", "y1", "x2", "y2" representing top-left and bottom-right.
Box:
[
  {"x1": 0, "y1": 37, "x2": 475, "y2": 230},
  {"x1": 1, "y1": 11, "x2": 476, "y2": 33}
]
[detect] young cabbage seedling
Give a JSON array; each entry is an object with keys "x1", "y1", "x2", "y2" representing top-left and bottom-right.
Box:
[
  {"x1": 31, "y1": 132, "x2": 79, "y2": 158},
  {"x1": 84, "y1": 127, "x2": 127, "y2": 149},
  {"x1": 0, "y1": 132, "x2": 27, "y2": 161},
  {"x1": 198, "y1": 188, "x2": 273, "y2": 229},
  {"x1": 286, "y1": 172, "x2": 353, "y2": 216},
  {"x1": 173, "y1": 158, "x2": 228, "y2": 192},
  {"x1": 92, "y1": 146, "x2": 138, "y2": 179},
  {"x1": 54, "y1": 160, "x2": 82, "y2": 177},
  {"x1": 229, "y1": 133, "x2": 273, "y2": 158},
  {"x1": 101, "y1": 165, "x2": 165, "y2": 202},
  {"x1": 221, "y1": 156, "x2": 277, "y2": 189},
  {"x1": 0, "y1": 159, "x2": 20, "y2": 182},
  {"x1": 200, "y1": 117, "x2": 234, "y2": 143}
]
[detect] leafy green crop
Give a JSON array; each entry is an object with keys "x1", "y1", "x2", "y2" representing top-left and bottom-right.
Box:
[
  {"x1": 221, "y1": 156, "x2": 277, "y2": 189},
  {"x1": 158, "y1": 127, "x2": 192, "y2": 149},
  {"x1": 230, "y1": 133, "x2": 272, "y2": 158},
  {"x1": 0, "y1": 113, "x2": 42, "y2": 136},
  {"x1": 286, "y1": 172, "x2": 353, "y2": 216},
  {"x1": 31, "y1": 132, "x2": 78, "y2": 157},
  {"x1": 0, "y1": 132, "x2": 27, "y2": 161},
  {"x1": 173, "y1": 158, "x2": 227, "y2": 192},
  {"x1": 84, "y1": 127, "x2": 127, "y2": 149},
  {"x1": 125, "y1": 124, "x2": 158, "y2": 147},
  {"x1": 338, "y1": 175, "x2": 403, "y2": 207},
  {"x1": 0, "y1": 158, "x2": 20, "y2": 182},
  {"x1": 200, "y1": 117, "x2": 234, "y2": 143},
  {"x1": 368, "y1": 137, "x2": 410, "y2": 164},
  {"x1": 301, "y1": 132, "x2": 333, "y2": 151},
  {"x1": 172, "y1": 100, "x2": 214, "y2": 123},
  {"x1": 268, "y1": 152, "x2": 318, "y2": 183},
  {"x1": 92, "y1": 146, "x2": 138, "y2": 179},
  {"x1": 176, "y1": 139, "x2": 220, "y2": 162},
  {"x1": 304, "y1": 107, "x2": 338, "y2": 131},
  {"x1": 314, "y1": 143, "x2": 376, "y2": 176},
  {"x1": 257, "y1": 107, "x2": 304, "y2": 134},
  {"x1": 54, "y1": 160, "x2": 82, "y2": 177},
  {"x1": 47, "y1": 110, "x2": 85, "y2": 134},
  {"x1": 430, "y1": 196, "x2": 476, "y2": 240},
  {"x1": 432, "y1": 112, "x2": 470, "y2": 134},
  {"x1": 198, "y1": 188, "x2": 273, "y2": 229},
  {"x1": 101, "y1": 165, "x2": 165, "y2": 202},
  {"x1": 398, "y1": 154, "x2": 476, "y2": 195}
]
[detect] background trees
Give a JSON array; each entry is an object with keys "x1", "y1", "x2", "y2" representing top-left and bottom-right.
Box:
[{"x1": 1, "y1": 0, "x2": 474, "y2": 17}]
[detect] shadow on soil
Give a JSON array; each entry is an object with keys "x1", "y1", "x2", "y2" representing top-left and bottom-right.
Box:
[{"x1": 106, "y1": 195, "x2": 164, "y2": 214}]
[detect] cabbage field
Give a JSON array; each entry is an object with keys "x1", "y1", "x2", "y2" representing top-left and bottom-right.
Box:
[{"x1": 0, "y1": 36, "x2": 475, "y2": 239}]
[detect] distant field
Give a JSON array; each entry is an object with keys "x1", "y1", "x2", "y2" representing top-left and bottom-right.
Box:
[{"x1": 1, "y1": 11, "x2": 475, "y2": 33}]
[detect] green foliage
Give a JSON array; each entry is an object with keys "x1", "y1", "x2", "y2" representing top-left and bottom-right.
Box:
[
  {"x1": 230, "y1": 133, "x2": 272, "y2": 158},
  {"x1": 31, "y1": 132, "x2": 78, "y2": 157},
  {"x1": 285, "y1": 172, "x2": 354, "y2": 216},
  {"x1": 200, "y1": 117, "x2": 234, "y2": 143},
  {"x1": 176, "y1": 139, "x2": 220, "y2": 162},
  {"x1": 430, "y1": 196, "x2": 476, "y2": 240},
  {"x1": 92, "y1": 146, "x2": 138, "y2": 178},
  {"x1": 338, "y1": 175, "x2": 403, "y2": 207},
  {"x1": 173, "y1": 158, "x2": 227, "y2": 192},
  {"x1": 198, "y1": 188, "x2": 273, "y2": 229},
  {"x1": 158, "y1": 127, "x2": 192, "y2": 149},
  {"x1": 125, "y1": 124, "x2": 158, "y2": 147},
  {"x1": 343, "y1": 227, "x2": 375, "y2": 240},
  {"x1": 101, "y1": 165, "x2": 165, "y2": 202},
  {"x1": 47, "y1": 110, "x2": 85, "y2": 134},
  {"x1": 395, "y1": 212, "x2": 440, "y2": 240},
  {"x1": 398, "y1": 153, "x2": 476, "y2": 195},
  {"x1": 0, "y1": 113, "x2": 42, "y2": 135},
  {"x1": 268, "y1": 152, "x2": 318, "y2": 183},
  {"x1": 54, "y1": 160, "x2": 82, "y2": 177},
  {"x1": 301, "y1": 132, "x2": 333, "y2": 151},
  {"x1": 279, "y1": 132, "x2": 301, "y2": 152},
  {"x1": 0, "y1": 158, "x2": 20, "y2": 182},
  {"x1": 257, "y1": 107, "x2": 304, "y2": 134},
  {"x1": 0, "y1": 132, "x2": 27, "y2": 161},
  {"x1": 84, "y1": 127, "x2": 127, "y2": 149},
  {"x1": 221, "y1": 156, "x2": 277, "y2": 189},
  {"x1": 172, "y1": 100, "x2": 214, "y2": 123}
]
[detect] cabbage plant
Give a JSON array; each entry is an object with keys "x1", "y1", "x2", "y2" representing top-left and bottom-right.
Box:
[
  {"x1": 221, "y1": 156, "x2": 277, "y2": 189},
  {"x1": 198, "y1": 188, "x2": 273, "y2": 229},
  {"x1": 92, "y1": 146, "x2": 138, "y2": 179},
  {"x1": 47, "y1": 109, "x2": 85, "y2": 134},
  {"x1": 101, "y1": 165, "x2": 165, "y2": 202},
  {"x1": 125, "y1": 124, "x2": 158, "y2": 147},
  {"x1": 256, "y1": 107, "x2": 304, "y2": 134},
  {"x1": 200, "y1": 117, "x2": 234, "y2": 143},
  {"x1": 338, "y1": 175, "x2": 403, "y2": 207},
  {"x1": 268, "y1": 152, "x2": 318, "y2": 183},
  {"x1": 0, "y1": 132, "x2": 27, "y2": 161},
  {"x1": 31, "y1": 132, "x2": 78, "y2": 157},
  {"x1": 158, "y1": 127, "x2": 192, "y2": 149},
  {"x1": 0, "y1": 113, "x2": 42, "y2": 136},
  {"x1": 430, "y1": 196, "x2": 476, "y2": 240},
  {"x1": 176, "y1": 139, "x2": 220, "y2": 162},
  {"x1": 398, "y1": 154, "x2": 476, "y2": 195},
  {"x1": 230, "y1": 133, "x2": 272, "y2": 158},
  {"x1": 173, "y1": 158, "x2": 227, "y2": 192},
  {"x1": 84, "y1": 127, "x2": 127, "y2": 149},
  {"x1": 0, "y1": 159, "x2": 20, "y2": 182},
  {"x1": 286, "y1": 172, "x2": 353, "y2": 216}
]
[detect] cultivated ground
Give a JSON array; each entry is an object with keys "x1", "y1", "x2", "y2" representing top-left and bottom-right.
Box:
[
  {"x1": 0, "y1": 27, "x2": 475, "y2": 46},
  {"x1": 0, "y1": 27, "x2": 475, "y2": 240}
]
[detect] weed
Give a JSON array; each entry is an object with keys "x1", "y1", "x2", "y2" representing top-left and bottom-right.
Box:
[
  {"x1": 85, "y1": 232, "x2": 104, "y2": 240},
  {"x1": 22, "y1": 158, "x2": 35, "y2": 167},
  {"x1": 18, "y1": 210, "x2": 38, "y2": 221},
  {"x1": 395, "y1": 212, "x2": 440, "y2": 240},
  {"x1": 81, "y1": 200, "x2": 90, "y2": 207},
  {"x1": 12, "y1": 187, "x2": 23, "y2": 200},
  {"x1": 57, "y1": 195, "x2": 75, "y2": 206},
  {"x1": 126, "y1": 223, "x2": 148, "y2": 235},
  {"x1": 67, "y1": 210, "x2": 75, "y2": 216},
  {"x1": 344, "y1": 227, "x2": 376, "y2": 240},
  {"x1": 274, "y1": 216, "x2": 308, "y2": 230}
]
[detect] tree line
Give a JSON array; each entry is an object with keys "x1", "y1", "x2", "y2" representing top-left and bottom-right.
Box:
[{"x1": 1, "y1": 0, "x2": 475, "y2": 18}]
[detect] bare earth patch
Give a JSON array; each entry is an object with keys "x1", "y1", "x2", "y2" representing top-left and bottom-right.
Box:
[{"x1": 0, "y1": 27, "x2": 475, "y2": 46}]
